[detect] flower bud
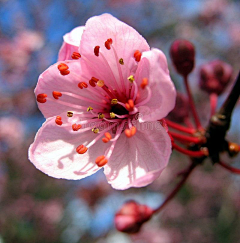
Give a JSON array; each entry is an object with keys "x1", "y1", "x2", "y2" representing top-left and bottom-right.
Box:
[
  {"x1": 114, "y1": 201, "x2": 153, "y2": 233},
  {"x1": 199, "y1": 60, "x2": 233, "y2": 95},
  {"x1": 170, "y1": 39, "x2": 195, "y2": 77},
  {"x1": 167, "y1": 93, "x2": 189, "y2": 123}
]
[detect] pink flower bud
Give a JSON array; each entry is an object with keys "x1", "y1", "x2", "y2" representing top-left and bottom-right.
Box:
[
  {"x1": 199, "y1": 60, "x2": 233, "y2": 95},
  {"x1": 114, "y1": 201, "x2": 153, "y2": 233},
  {"x1": 167, "y1": 93, "x2": 189, "y2": 123},
  {"x1": 170, "y1": 39, "x2": 195, "y2": 77}
]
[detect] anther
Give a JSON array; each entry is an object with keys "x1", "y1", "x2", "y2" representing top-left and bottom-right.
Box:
[
  {"x1": 87, "y1": 106, "x2": 93, "y2": 112},
  {"x1": 128, "y1": 75, "x2": 134, "y2": 83},
  {"x1": 52, "y1": 91, "x2": 62, "y2": 99},
  {"x1": 95, "y1": 155, "x2": 108, "y2": 167},
  {"x1": 94, "y1": 46, "x2": 100, "y2": 56},
  {"x1": 119, "y1": 58, "x2": 124, "y2": 65},
  {"x1": 67, "y1": 111, "x2": 73, "y2": 117},
  {"x1": 89, "y1": 77, "x2": 99, "y2": 87},
  {"x1": 76, "y1": 145, "x2": 88, "y2": 154},
  {"x1": 55, "y1": 116, "x2": 63, "y2": 126},
  {"x1": 141, "y1": 78, "x2": 148, "y2": 89},
  {"x1": 110, "y1": 112, "x2": 116, "y2": 118},
  {"x1": 71, "y1": 52, "x2": 81, "y2": 59},
  {"x1": 111, "y1": 99, "x2": 118, "y2": 105},
  {"x1": 105, "y1": 38, "x2": 113, "y2": 50},
  {"x1": 102, "y1": 132, "x2": 112, "y2": 143},
  {"x1": 92, "y1": 127, "x2": 99, "y2": 134},
  {"x1": 78, "y1": 82, "x2": 88, "y2": 89},
  {"x1": 98, "y1": 113, "x2": 105, "y2": 119},
  {"x1": 72, "y1": 123, "x2": 82, "y2": 131},
  {"x1": 125, "y1": 126, "x2": 137, "y2": 138},
  {"x1": 125, "y1": 99, "x2": 134, "y2": 111},
  {"x1": 97, "y1": 80, "x2": 105, "y2": 88},
  {"x1": 134, "y1": 50, "x2": 142, "y2": 62},
  {"x1": 37, "y1": 93, "x2": 47, "y2": 103},
  {"x1": 58, "y1": 63, "x2": 70, "y2": 75}
]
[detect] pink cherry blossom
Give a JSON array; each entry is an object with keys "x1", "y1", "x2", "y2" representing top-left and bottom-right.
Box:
[{"x1": 29, "y1": 14, "x2": 176, "y2": 190}]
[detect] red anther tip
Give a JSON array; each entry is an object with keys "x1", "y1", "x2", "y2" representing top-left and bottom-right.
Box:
[
  {"x1": 89, "y1": 77, "x2": 99, "y2": 87},
  {"x1": 125, "y1": 99, "x2": 134, "y2": 111},
  {"x1": 37, "y1": 93, "x2": 47, "y2": 103},
  {"x1": 60, "y1": 70, "x2": 70, "y2": 76},
  {"x1": 72, "y1": 124, "x2": 82, "y2": 131},
  {"x1": 105, "y1": 38, "x2": 113, "y2": 50},
  {"x1": 78, "y1": 82, "x2": 88, "y2": 89},
  {"x1": 95, "y1": 155, "x2": 108, "y2": 167},
  {"x1": 134, "y1": 50, "x2": 142, "y2": 62},
  {"x1": 94, "y1": 46, "x2": 100, "y2": 56},
  {"x1": 71, "y1": 52, "x2": 81, "y2": 59},
  {"x1": 76, "y1": 144, "x2": 88, "y2": 154},
  {"x1": 55, "y1": 116, "x2": 62, "y2": 126},
  {"x1": 102, "y1": 137, "x2": 109, "y2": 143},
  {"x1": 141, "y1": 78, "x2": 148, "y2": 89},
  {"x1": 125, "y1": 127, "x2": 136, "y2": 138},
  {"x1": 58, "y1": 63, "x2": 69, "y2": 71},
  {"x1": 105, "y1": 132, "x2": 112, "y2": 140},
  {"x1": 52, "y1": 91, "x2": 62, "y2": 99}
]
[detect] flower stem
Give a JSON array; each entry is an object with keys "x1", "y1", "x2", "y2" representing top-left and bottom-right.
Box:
[
  {"x1": 170, "y1": 131, "x2": 203, "y2": 144},
  {"x1": 165, "y1": 119, "x2": 196, "y2": 134},
  {"x1": 210, "y1": 93, "x2": 218, "y2": 117},
  {"x1": 218, "y1": 161, "x2": 240, "y2": 174},
  {"x1": 153, "y1": 162, "x2": 196, "y2": 214},
  {"x1": 172, "y1": 143, "x2": 206, "y2": 157},
  {"x1": 184, "y1": 75, "x2": 203, "y2": 130}
]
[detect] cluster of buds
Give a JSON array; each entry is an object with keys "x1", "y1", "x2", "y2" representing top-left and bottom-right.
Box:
[{"x1": 114, "y1": 201, "x2": 153, "y2": 233}]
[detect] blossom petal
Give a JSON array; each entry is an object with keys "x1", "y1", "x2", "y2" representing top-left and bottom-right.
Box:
[
  {"x1": 135, "y1": 48, "x2": 176, "y2": 122},
  {"x1": 79, "y1": 13, "x2": 150, "y2": 90},
  {"x1": 104, "y1": 121, "x2": 172, "y2": 190},
  {"x1": 58, "y1": 26, "x2": 85, "y2": 61},
  {"x1": 29, "y1": 114, "x2": 109, "y2": 180},
  {"x1": 35, "y1": 60, "x2": 108, "y2": 118}
]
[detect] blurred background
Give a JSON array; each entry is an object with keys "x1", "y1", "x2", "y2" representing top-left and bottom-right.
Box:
[{"x1": 0, "y1": 0, "x2": 240, "y2": 242}]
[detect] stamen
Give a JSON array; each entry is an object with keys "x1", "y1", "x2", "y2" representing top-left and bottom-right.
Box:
[
  {"x1": 89, "y1": 77, "x2": 99, "y2": 87},
  {"x1": 125, "y1": 99, "x2": 134, "y2": 111},
  {"x1": 98, "y1": 113, "x2": 105, "y2": 119},
  {"x1": 141, "y1": 78, "x2": 148, "y2": 89},
  {"x1": 92, "y1": 127, "x2": 99, "y2": 133},
  {"x1": 102, "y1": 132, "x2": 112, "y2": 143},
  {"x1": 58, "y1": 63, "x2": 70, "y2": 76},
  {"x1": 67, "y1": 111, "x2": 73, "y2": 117},
  {"x1": 128, "y1": 75, "x2": 134, "y2": 83},
  {"x1": 87, "y1": 106, "x2": 93, "y2": 112},
  {"x1": 110, "y1": 112, "x2": 116, "y2": 118},
  {"x1": 97, "y1": 80, "x2": 105, "y2": 88},
  {"x1": 55, "y1": 116, "x2": 62, "y2": 126},
  {"x1": 78, "y1": 82, "x2": 88, "y2": 89},
  {"x1": 37, "y1": 93, "x2": 47, "y2": 103},
  {"x1": 125, "y1": 126, "x2": 137, "y2": 138},
  {"x1": 95, "y1": 155, "x2": 108, "y2": 167},
  {"x1": 94, "y1": 46, "x2": 100, "y2": 56},
  {"x1": 111, "y1": 99, "x2": 118, "y2": 105},
  {"x1": 119, "y1": 58, "x2": 124, "y2": 65},
  {"x1": 72, "y1": 123, "x2": 82, "y2": 131},
  {"x1": 52, "y1": 91, "x2": 62, "y2": 99},
  {"x1": 105, "y1": 38, "x2": 113, "y2": 50},
  {"x1": 71, "y1": 52, "x2": 81, "y2": 59},
  {"x1": 76, "y1": 144, "x2": 88, "y2": 154},
  {"x1": 134, "y1": 50, "x2": 142, "y2": 62}
]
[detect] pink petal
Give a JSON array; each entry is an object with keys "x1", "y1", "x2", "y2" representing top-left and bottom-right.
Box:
[
  {"x1": 58, "y1": 26, "x2": 85, "y2": 61},
  {"x1": 28, "y1": 114, "x2": 108, "y2": 180},
  {"x1": 103, "y1": 121, "x2": 172, "y2": 190},
  {"x1": 35, "y1": 60, "x2": 107, "y2": 118},
  {"x1": 79, "y1": 13, "x2": 150, "y2": 90},
  {"x1": 135, "y1": 48, "x2": 176, "y2": 122}
]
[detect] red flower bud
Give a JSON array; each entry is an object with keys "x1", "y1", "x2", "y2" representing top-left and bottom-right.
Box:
[
  {"x1": 114, "y1": 201, "x2": 153, "y2": 233},
  {"x1": 167, "y1": 93, "x2": 189, "y2": 123},
  {"x1": 199, "y1": 60, "x2": 233, "y2": 95},
  {"x1": 170, "y1": 39, "x2": 195, "y2": 77}
]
